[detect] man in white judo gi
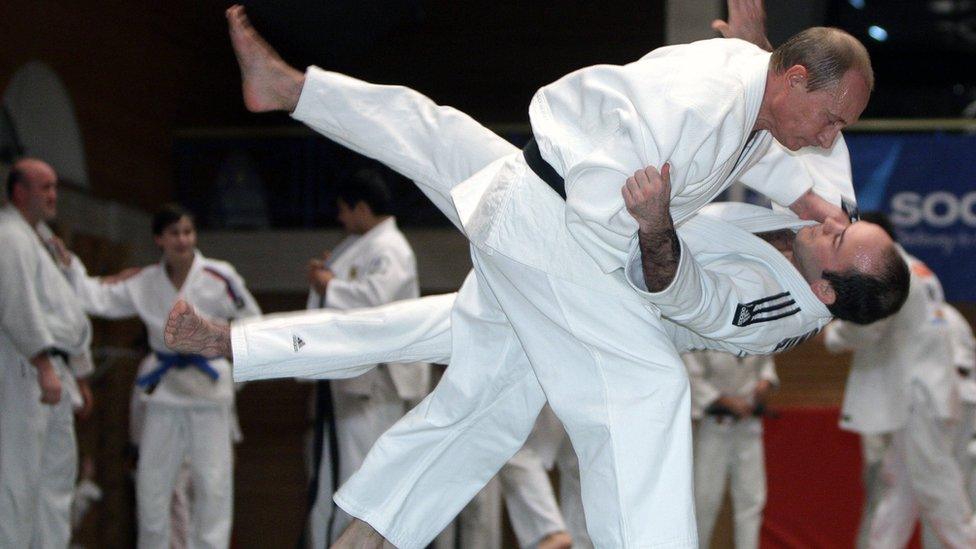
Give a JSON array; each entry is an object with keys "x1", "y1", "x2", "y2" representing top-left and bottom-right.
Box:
[
  {"x1": 825, "y1": 214, "x2": 975, "y2": 549},
  {"x1": 172, "y1": 6, "x2": 908, "y2": 547},
  {"x1": 684, "y1": 350, "x2": 778, "y2": 548},
  {"x1": 303, "y1": 171, "x2": 430, "y2": 546},
  {"x1": 0, "y1": 158, "x2": 95, "y2": 548},
  {"x1": 942, "y1": 304, "x2": 976, "y2": 508}
]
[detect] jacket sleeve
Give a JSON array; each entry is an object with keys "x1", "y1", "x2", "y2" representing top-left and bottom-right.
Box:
[
  {"x1": 625, "y1": 236, "x2": 810, "y2": 354},
  {"x1": 231, "y1": 293, "x2": 455, "y2": 382},
  {"x1": 0, "y1": 232, "x2": 55, "y2": 358},
  {"x1": 64, "y1": 255, "x2": 139, "y2": 319}
]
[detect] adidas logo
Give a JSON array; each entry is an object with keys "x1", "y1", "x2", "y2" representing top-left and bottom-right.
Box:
[{"x1": 292, "y1": 334, "x2": 306, "y2": 352}]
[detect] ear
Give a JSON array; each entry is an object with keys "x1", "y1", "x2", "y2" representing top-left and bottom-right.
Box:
[
  {"x1": 810, "y1": 278, "x2": 836, "y2": 306},
  {"x1": 784, "y1": 64, "x2": 809, "y2": 91}
]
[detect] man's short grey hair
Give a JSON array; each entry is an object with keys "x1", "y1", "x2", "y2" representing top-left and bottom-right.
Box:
[{"x1": 771, "y1": 27, "x2": 874, "y2": 92}]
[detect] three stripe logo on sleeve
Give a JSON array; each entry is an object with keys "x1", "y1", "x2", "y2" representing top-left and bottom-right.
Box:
[
  {"x1": 292, "y1": 334, "x2": 306, "y2": 352},
  {"x1": 732, "y1": 292, "x2": 800, "y2": 327}
]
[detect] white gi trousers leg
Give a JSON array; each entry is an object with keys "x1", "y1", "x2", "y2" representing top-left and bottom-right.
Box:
[
  {"x1": 0, "y1": 358, "x2": 76, "y2": 549},
  {"x1": 328, "y1": 374, "x2": 410, "y2": 541},
  {"x1": 869, "y1": 385, "x2": 976, "y2": 549},
  {"x1": 693, "y1": 417, "x2": 766, "y2": 549},
  {"x1": 137, "y1": 404, "x2": 234, "y2": 549},
  {"x1": 294, "y1": 67, "x2": 696, "y2": 548}
]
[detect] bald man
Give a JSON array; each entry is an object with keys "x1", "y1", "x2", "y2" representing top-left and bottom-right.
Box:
[{"x1": 0, "y1": 158, "x2": 94, "y2": 547}]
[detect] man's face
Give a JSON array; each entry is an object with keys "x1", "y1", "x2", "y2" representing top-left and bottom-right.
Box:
[
  {"x1": 19, "y1": 165, "x2": 59, "y2": 223},
  {"x1": 153, "y1": 216, "x2": 197, "y2": 264},
  {"x1": 336, "y1": 199, "x2": 366, "y2": 235},
  {"x1": 769, "y1": 68, "x2": 870, "y2": 151},
  {"x1": 792, "y1": 218, "x2": 892, "y2": 285}
]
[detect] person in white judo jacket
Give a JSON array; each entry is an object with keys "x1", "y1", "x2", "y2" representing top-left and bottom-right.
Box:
[
  {"x1": 922, "y1": 303, "x2": 976, "y2": 549},
  {"x1": 683, "y1": 350, "x2": 777, "y2": 549},
  {"x1": 169, "y1": 7, "x2": 908, "y2": 547},
  {"x1": 825, "y1": 214, "x2": 975, "y2": 549},
  {"x1": 303, "y1": 171, "x2": 431, "y2": 546},
  {"x1": 0, "y1": 158, "x2": 95, "y2": 548},
  {"x1": 60, "y1": 203, "x2": 261, "y2": 549},
  {"x1": 942, "y1": 304, "x2": 976, "y2": 508}
]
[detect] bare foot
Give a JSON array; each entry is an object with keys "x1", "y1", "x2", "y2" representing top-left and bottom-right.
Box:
[
  {"x1": 164, "y1": 299, "x2": 232, "y2": 359},
  {"x1": 331, "y1": 518, "x2": 390, "y2": 549},
  {"x1": 226, "y1": 4, "x2": 305, "y2": 112},
  {"x1": 537, "y1": 531, "x2": 573, "y2": 549}
]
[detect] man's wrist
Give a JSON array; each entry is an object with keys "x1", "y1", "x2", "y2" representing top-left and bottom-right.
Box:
[{"x1": 637, "y1": 214, "x2": 680, "y2": 292}]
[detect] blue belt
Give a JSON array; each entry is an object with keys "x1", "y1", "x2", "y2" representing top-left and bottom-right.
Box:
[{"x1": 136, "y1": 352, "x2": 219, "y2": 392}]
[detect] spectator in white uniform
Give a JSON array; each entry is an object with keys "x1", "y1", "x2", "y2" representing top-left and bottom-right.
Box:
[
  {"x1": 825, "y1": 212, "x2": 974, "y2": 549},
  {"x1": 0, "y1": 158, "x2": 94, "y2": 548},
  {"x1": 303, "y1": 172, "x2": 430, "y2": 546},
  {"x1": 60, "y1": 204, "x2": 261, "y2": 549},
  {"x1": 684, "y1": 350, "x2": 777, "y2": 549}
]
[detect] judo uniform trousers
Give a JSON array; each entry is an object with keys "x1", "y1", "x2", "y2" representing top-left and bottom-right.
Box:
[
  {"x1": 828, "y1": 253, "x2": 974, "y2": 549},
  {"x1": 684, "y1": 351, "x2": 777, "y2": 549},
  {"x1": 232, "y1": 56, "x2": 851, "y2": 547},
  {"x1": 304, "y1": 216, "x2": 430, "y2": 546},
  {"x1": 0, "y1": 205, "x2": 93, "y2": 548},
  {"x1": 65, "y1": 250, "x2": 260, "y2": 549}
]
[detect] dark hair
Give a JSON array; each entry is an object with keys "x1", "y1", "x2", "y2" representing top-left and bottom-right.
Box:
[
  {"x1": 771, "y1": 27, "x2": 874, "y2": 92},
  {"x1": 152, "y1": 203, "x2": 195, "y2": 236},
  {"x1": 823, "y1": 245, "x2": 909, "y2": 324},
  {"x1": 858, "y1": 211, "x2": 896, "y2": 242},
  {"x1": 6, "y1": 167, "x2": 23, "y2": 201},
  {"x1": 335, "y1": 169, "x2": 392, "y2": 216}
]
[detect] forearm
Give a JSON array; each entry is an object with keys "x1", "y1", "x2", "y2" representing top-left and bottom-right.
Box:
[{"x1": 637, "y1": 219, "x2": 680, "y2": 293}]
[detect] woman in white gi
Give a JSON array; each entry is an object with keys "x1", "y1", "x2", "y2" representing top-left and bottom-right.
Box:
[{"x1": 61, "y1": 204, "x2": 261, "y2": 549}]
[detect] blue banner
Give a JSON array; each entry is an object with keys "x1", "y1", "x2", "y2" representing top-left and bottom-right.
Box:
[{"x1": 846, "y1": 132, "x2": 976, "y2": 301}]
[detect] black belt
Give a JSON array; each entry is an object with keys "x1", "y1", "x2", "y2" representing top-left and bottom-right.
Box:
[{"x1": 522, "y1": 137, "x2": 566, "y2": 199}]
